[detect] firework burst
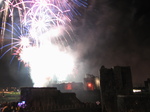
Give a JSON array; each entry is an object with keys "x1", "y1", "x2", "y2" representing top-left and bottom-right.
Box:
[{"x1": 0, "y1": 0, "x2": 87, "y2": 87}]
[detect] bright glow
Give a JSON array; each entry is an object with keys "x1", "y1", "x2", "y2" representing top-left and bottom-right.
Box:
[
  {"x1": 87, "y1": 83, "x2": 92, "y2": 88},
  {"x1": 22, "y1": 0, "x2": 75, "y2": 87},
  {"x1": 20, "y1": 37, "x2": 30, "y2": 47},
  {"x1": 49, "y1": 28, "x2": 61, "y2": 37},
  {"x1": 133, "y1": 89, "x2": 141, "y2": 93},
  {"x1": 65, "y1": 83, "x2": 72, "y2": 90},
  {"x1": 20, "y1": 44, "x2": 75, "y2": 87},
  {"x1": 0, "y1": 0, "x2": 88, "y2": 87},
  {"x1": 95, "y1": 78, "x2": 100, "y2": 87}
]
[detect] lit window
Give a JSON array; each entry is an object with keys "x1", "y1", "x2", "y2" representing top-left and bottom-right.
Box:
[
  {"x1": 87, "y1": 82, "x2": 94, "y2": 90},
  {"x1": 65, "y1": 83, "x2": 72, "y2": 90},
  {"x1": 133, "y1": 89, "x2": 141, "y2": 93}
]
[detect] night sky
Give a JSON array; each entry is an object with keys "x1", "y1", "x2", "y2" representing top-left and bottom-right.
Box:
[{"x1": 0, "y1": 0, "x2": 150, "y2": 87}]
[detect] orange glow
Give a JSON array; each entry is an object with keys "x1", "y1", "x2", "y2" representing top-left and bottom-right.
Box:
[
  {"x1": 87, "y1": 82, "x2": 94, "y2": 90},
  {"x1": 87, "y1": 83, "x2": 92, "y2": 88},
  {"x1": 65, "y1": 83, "x2": 72, "y2": 90}
]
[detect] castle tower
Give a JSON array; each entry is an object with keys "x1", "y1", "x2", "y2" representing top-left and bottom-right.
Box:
[{"x1": 100, "y1": 66, "x2": 133, "y2": 112}]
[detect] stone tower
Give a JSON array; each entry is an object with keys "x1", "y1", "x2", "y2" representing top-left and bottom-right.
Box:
[{"x1": 100, "y1": 66, "x2": 133, "y2": 112}]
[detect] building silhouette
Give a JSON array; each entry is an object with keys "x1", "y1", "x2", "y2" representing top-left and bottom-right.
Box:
[
  {"x1": 20, "y1": 87, "x2": 100, "y2": 112},
  {"x1": 144, "y1": 78, "x2": 150, "y2": 92},
  {"x1": 100, "y1": 66, "x2": 133, "y2": 112}
]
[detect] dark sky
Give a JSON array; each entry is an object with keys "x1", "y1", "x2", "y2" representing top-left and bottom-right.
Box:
[{"x1": 0, "y1": 0, "x2": 150, "y2": 87}]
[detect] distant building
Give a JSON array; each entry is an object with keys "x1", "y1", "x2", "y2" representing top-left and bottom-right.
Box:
[
  {"x1": 50, "y1": 82, "x2": 100, "y2": 103},
  {"x1": 52, "y1": 82, "x2": 84, "y2": 92},
  {"x1": 45, "y1": 75, "x2": 100, "y2": 103},
  {"x1": 100, "y1": 66, "x2": 133, "y2": 112},
  {"x1": 84, "y1": 74, "x2": 100, "y2": 91},
  {"x1": 144, "y1": 78, "x2": 150, "y2": 92}
]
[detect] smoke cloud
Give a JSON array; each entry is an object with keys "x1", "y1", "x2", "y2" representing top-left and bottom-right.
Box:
[{"x1": 73, "y1": 0, "x2": 150, "y2": 86}]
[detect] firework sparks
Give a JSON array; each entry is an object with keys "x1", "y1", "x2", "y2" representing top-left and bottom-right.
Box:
[{"x1": 0, "y1": 0, "x2": 87, "y2": 87}]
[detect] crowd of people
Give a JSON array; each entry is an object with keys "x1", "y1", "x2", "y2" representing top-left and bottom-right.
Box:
[{"x1": 0, "y1": 102, "x2": 24, "y2": 112}]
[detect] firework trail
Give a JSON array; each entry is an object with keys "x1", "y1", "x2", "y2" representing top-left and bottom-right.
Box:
[{"x1": 0, "y1": 0, "x2": 87, "y2": 87}]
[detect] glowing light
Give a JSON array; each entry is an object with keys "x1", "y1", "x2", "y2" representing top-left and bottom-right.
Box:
[
  {"x1": 49, "y1": 28, "x2": 61, "y2": 37},
  {"x1": 87, "y1": 83, "x2": 92, "y2": 88},
  {"x1": 95, "y1": 78, "x2": 100, "y2": 88},
  {"x1": 20, "y1": 37, "x2": 30, "y2": 47},
  {"x1": 87, "y1": 82, "x2": 94, "y2": 90},
  {"x1": 0, "y1": 0, "x2": 88, "y2": 87},
  {"x1": 133, "y1": 89, "x2": 141, "y2": 93},
  {"x1": 65, "y1": 83, "x2": 72, "y2": 90},
  {"x1": 19, "y1": 44, "x2": 75, "y2": 87}
]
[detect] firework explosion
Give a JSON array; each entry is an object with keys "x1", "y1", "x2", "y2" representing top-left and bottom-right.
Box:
[{"x1": 0, "y1": 0, "x2": 87, "y2": 87}]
